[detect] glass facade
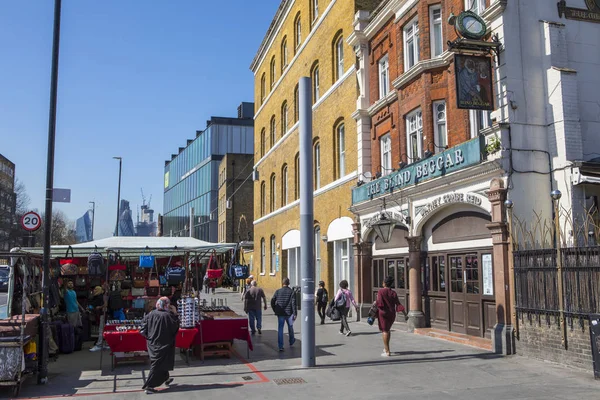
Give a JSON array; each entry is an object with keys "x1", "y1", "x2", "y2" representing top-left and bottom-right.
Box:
[{"x1": 163, "y1": 113, "x2": 254, "y2": 242}]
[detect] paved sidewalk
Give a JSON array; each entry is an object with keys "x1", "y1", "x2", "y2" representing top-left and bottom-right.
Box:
[{"x1": 10, "y1": 288, "x2": 599, "y2": 399}]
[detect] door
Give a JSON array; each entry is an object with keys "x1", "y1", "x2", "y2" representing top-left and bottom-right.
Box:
[
  {"x1": 448, "y1": 254, "x2": 482, "y2": 336},
  {"x1": 387, "y1": 258, "x2": 408, "y2": 310}
]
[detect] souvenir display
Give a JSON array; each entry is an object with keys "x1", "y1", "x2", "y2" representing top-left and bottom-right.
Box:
[{"x1": 177, "y1": 296, "x2": 200, "y2": 328}]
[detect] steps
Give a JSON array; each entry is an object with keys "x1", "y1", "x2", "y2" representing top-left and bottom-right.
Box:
[{"x1": 413, "y1": 328, "x2": 493, "y2": 351}]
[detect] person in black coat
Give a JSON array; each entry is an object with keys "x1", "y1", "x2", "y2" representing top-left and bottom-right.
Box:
[
  {"x1": 315, "y1": 281, "x2": 328, "y2": 325},
  {"x1": 140, "y1": 297, "x2": 180, "y2": 394}
]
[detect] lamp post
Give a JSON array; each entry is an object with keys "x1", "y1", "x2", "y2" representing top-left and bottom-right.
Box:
[
  {"x1": 113, "y1": 157, "x2": 122, "y2": 236},
  {"x1": 89, "y1": 201, "x2": 95, "y2": 241},
  {"x1": 504, "y1": 199, "x2": 517, "y2": 339},
  {"x1": 550, "y1": 189, "x2": 567, "y2": 349}
]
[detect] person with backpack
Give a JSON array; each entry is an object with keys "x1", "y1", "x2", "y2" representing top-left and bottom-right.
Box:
[
  {"x1": 333, "y1": 280, "x2": 358, "y2": 336},
  {"x1": 315, "y1": 281, "x2": 328, "y2": 325},
  {"x1": 271, "y1": 277, "x2": 297, "y2": 351}
]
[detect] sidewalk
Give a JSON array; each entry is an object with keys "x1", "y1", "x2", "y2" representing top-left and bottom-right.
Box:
[{"x1": 10, "y1": 288, "x2": 599, "y2": 399}]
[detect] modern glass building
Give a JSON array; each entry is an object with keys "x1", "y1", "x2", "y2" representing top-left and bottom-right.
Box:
[
  {"x1": 163, "y1": 102, "x2": 254, "y2": 242},
  {"x1": 75, "y1": 210, "x2": 92, "y2": 243},
  {"x1": 118, "y1": 199, "x2": 136, "y2": 237}
]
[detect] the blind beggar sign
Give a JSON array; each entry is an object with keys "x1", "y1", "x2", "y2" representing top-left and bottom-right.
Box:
[{"x1": 352, "y1": 137, "x2": 484, "y2": 204}]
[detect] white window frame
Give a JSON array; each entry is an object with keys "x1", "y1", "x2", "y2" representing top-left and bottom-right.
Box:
[
  {"x1": 336, "y1": 36, "x2": 344, "y2": 80},
  {"x1": 313, "y1": 67, "x2": 320, "y2": 102},
  {"x1": 314, "y1": 143, "x2": 321, "y2": 189},
  {"x1": 337, "y1": 124, "x2": 346, "y2": 178},
  {"x1": 380, "y1": 134, "x2": 392, "y2": 176},
  {"x1": 406, "y1": 109, "x2": 423, "y2": 160},
  {"x1": 270, "y1": 117, "x2": 276, "y2": 146},
  {"x1": 403, "y1": 18, "x2": 420, "y2": 71},
  {"x1": 465, "y1": 0, "x2": 486, "y2": 15},
  {"x1": 282, "y1": 38, "x2": 288, "y2": 71},
  {"x1": 260, "y1": 238, "x2": 266, "y2": 275},
  {"x1": 295, "y1": 16, "x2": 302, "y2": 49},
  {"x1": 282, "y1": 165, "x2": 288, "y2": 205},
  {"x1": 313, "y1": 0, "x2": 319, "y2": 22},
  {"x1": 287, "y1": 248, "x2": 300, "y2": 286},
  {"x1": 282, "y1": 103, "x2": 288, "y2": 134},
  {"x1": 270, "y1": 174, "x2": 276, "y2": 212},
  {"x1": 469, "y1": 109, "x2": 492, "y2": 138},
  {"x1": 315, "y1": 227, "x2": 321, "y2": 282},
  {"x1": 260, "y1": 182, "x2": 266, "y2": 216},
  {"x1": 378, "y1": 55, "x2": 389, "y2": 98},
  {"x1": 430, "y1": 5, "x2": 443, "y2": 58},
  {"x1": 270, "y1": 57, "x2": 276, "y2": 88},
  {"x1": 433, "y1": 100, "x2": 447, "y2": 151},
  {"x1": 334, "y1": 239, "x2": 354, "y2": 296},
  {"x1": 270, "y1": 235, "x2": 276, "y2": 275},
  {"x1": 260, "y1": 74, "x2": 266, "y2": 102}
]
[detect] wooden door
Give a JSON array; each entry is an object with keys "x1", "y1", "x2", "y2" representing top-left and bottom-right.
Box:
[
  {"x1": 448, "y1": 255, "x2": 466, "y2": 333},
  {"x1": 448, "y1": 254, "x2": 483, "y2": 336}
]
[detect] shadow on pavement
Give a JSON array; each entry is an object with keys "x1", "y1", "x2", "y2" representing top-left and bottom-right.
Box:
[{"x1": 165, "y1": 383, "x2": 243, "y2": 392}]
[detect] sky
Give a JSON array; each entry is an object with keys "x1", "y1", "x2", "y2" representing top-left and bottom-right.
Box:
[{"x1": 0, "y1": 1, "x2": 278, "y2": 239}]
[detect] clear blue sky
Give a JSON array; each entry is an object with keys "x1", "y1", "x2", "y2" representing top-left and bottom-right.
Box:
[{"x1": 0, "y1": 1, "x2": 277, "y2": 239}]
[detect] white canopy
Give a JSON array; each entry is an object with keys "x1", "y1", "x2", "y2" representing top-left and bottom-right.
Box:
[{"x1": 15, "y1": 236, "x2": 237, "y2": 258}]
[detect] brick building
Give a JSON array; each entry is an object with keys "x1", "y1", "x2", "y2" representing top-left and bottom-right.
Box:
[
  {"x1": 250, "y1": 0, "x2": 383, "y2": 294},
  {"x1": 217, "y1": 153, "x2": 254, "y2": 244},
  {"x1": 0, "y1": 154, "x2": 16, "y2": 251}
]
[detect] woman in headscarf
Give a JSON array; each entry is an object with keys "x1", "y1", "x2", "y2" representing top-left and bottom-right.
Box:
[
  {"x1": 376, "y1": 276, "x2": 406, "y2": 357},
  {"x1": 140, "y1": 297, "x2": 180, "y2": 394}
]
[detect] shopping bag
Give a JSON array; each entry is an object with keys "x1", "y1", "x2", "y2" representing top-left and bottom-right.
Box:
[
  {"x1": 231, "y1": 264, "x2": 249, "y2": 280},
  {"x1": 131, "y1": 288, "x2": 145, "y2": 297},
  {"x1": 166, "y1": 267, "x2": 186, "y2": 284},
  {"x1": 109, "y1": 270, "x2": 126, "y2": 281},
  {"x1": 60, "y1": 246, "x2": 78, "y2": 276},
  {"x1": 87, "y1": 251, "x2": 105, "y2": 275},
  {"x1": 139, "y1": 248, "x2": 155, "y2": 268}
]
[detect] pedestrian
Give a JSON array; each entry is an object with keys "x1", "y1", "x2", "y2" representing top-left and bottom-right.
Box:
[
  {"x1": 315, "y1": 280, "x2": 328, "y2": 325},
  {"x1": 140, "y1": 297, "x2": 180, "y2": 394},
  {"x1": 271, "y1": 277, "x2": 297, "y2": 351},
  {"x1": 376, "y1": 275, "x2": 407, "y2": 357},
  {"x1": 240, "y1": 275, "x2": 254, "y2": 300},
  {"x1": 63, "y1": 280, "x2": 84, "y2": 328},
  {"x1": 203, "y1": 273, "x2": 209, "y2": 294},
  {"x1": 89, "y1": 285, "x2": 108, "y2": 352},
  {"x1": 333, "y1": 279, "x2": 358, "y2": 336},
  {"x1": 244, "y1": 280, "x2": 267, "y2": 335}
]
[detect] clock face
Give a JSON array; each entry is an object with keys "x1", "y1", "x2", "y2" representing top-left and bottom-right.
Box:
[
  {"x1": 463, "y1": 16, "x2": 483, "y2": 35},
  {"x1": 457, "y1": 11, "x2": 487, "y2": 40}
]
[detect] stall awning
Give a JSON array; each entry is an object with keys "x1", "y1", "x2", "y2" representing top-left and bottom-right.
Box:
[
  {"x1": 14, "y1": 236, "x2": 237, "y2": 258},
  {"x1": 573, "y1": 162, "x2": 600, "y2": 185}
]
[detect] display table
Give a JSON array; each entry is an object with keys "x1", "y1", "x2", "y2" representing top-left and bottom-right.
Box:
[{"x1": 196, "y1": 317, "x2": 253, "y2": 351}]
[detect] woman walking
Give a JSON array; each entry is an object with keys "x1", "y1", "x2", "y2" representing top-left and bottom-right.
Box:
[
  {"x1": 376, "y1": 275, "x2": 407, "y2": 357},
  {"x1": 333, "y1": 280, "x2": 358, "y2": 336}
]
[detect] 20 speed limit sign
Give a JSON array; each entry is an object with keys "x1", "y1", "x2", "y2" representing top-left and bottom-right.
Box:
[{"x1": 21, "y1": 211, "x2": 42, "y2": 232}]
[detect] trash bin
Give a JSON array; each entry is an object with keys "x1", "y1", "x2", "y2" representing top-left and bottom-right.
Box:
[
  {"x1": 292, "y1": 286, "x2": 301, "y2": 311},
  {"x1": 590, "y1": 314, "x2": 600, "y2": 380}
]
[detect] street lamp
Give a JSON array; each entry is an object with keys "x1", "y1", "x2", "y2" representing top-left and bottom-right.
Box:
[
  {"x1": 89, "y1": 201, "x2": 95, "y2": 241},
  {"x1": 113, "y1": 157, "x2": 122, "y2": 236},
  {"x1": 371, "y1": 199, "x2": 396, "y2": 243}
]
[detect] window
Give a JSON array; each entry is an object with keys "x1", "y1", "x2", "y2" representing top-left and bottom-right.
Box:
[
  {"x1": 312, "y1": 0, "x2": 319, "y2": 23},
  {"x1": 270, "y1": 235, "x2": 276, "y2": 274},
  {"x1": 260, "y1": 128, "x2": 266, "y2": 157},
  {"x1": 466, "y1": 0, "x2": 486, "y2": 15},
  {"x1": 380, "y1": 134, "x2": 392, "y2": 176},
  {"x1": 260, "y1": 181, "x2": 266, "y2": 216},
  {"x1": 433, "y1": 101, "x2": 447, "y2": 151},
  {"x1": 312, "y1": 65, "x2": 320, "y2": 103},
  {"x1": 430, "y1": 6, "x2": 443, "y2": 58},
  {"x1": 270, "y1": 57, "x2": 276, "y2": 88},
  {"x1": 294, "y1": 84, "x2": 299, "y2": 122},
  {"x1": 315, "y1": 227, "x2": 321, "y2": 281},
  {"x1": 270, "y1": 115, "x2": 276, "y2": 147},
  {"x1": 378, "y1": 55, "x2": 389, "y2": 98},
  {"x1": 281, "y1": 102, "x2": 289, "y2": 135},
  {"x1": 404, "y1": 18, "x2": 420, "y2": 70},
  {"x1": 469, "y1": 110, "x2": 492, "y2": 138},
  {"x1": 335, "y1": 35, "x2": 344, "y2": 81},
  {"x1": 270, "y1": 173, "x2": 276, "y2": 212},
  {"x1": 407, "y1": 109, "x2": 423, "y2": 160},
  {"x1": 314, "y1": 142, "x2": 321, "y2": 189},
  {"x1": 282, "y1": 165, "x2": 288, "y2": 205},
  {"x1": 260, "y1": 238, "x2": 266, "y2": 274},
  {"x1": 281, "y1": 37, "x2": 288, "y2": 71},
  {"x1": 260, "y1": 74, "x2": 266, "y2": 102},
  {"x1": 337, "y1": 123, "x2": 345, "y2": 178},
  {"x1": 294, "y1": 153, "x2": 300, "y2": 200},
  {"x1": 294, "y1": 13, "x2": 302, "y2": 50}
]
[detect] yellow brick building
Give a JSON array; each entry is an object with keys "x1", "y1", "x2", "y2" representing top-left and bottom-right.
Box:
[{"x1": 249, "y1": 0, "x2": 382, "y2": 295}]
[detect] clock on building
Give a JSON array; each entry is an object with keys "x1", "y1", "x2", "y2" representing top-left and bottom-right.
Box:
[{"x1": 455, "y1": 11, "x2": 487, "y2": 40}]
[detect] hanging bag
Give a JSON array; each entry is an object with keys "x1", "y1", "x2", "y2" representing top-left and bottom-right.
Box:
[
  {"x1": 60, "y1": 246, "x2": 78, "y2": 276},
  {"x1": 87, "y1": 249, "x2": 105, "y2": 275},
  {"x1": 139, "y1": 248, "x2": 155, "y2": 268},
  {"x1": 230, "y1": 249, "x2": 250, "y2": 280},
  {"x1": 206, "y1": 250, "x2": 223, "y2": 280},
  {"x1": 164, "y1": 252, "x2": 186, "y2": 285}
]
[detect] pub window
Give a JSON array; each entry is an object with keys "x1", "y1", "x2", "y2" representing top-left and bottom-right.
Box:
[
  {"x1": 469, "y1": 109, "x2": 492, "y2": 138},
  {"x1": 378, "y1": 54, "x2": 389, "y2": 98},
  {"x1": 433, "y1": 100, "x2": 447, "y2": 151},
  {"x1": 403, "y1": 17, "x2": 420, "y2": 71},
  {"x1": 380, "y1": 134, "x2": 392, "y2": 176},
  {"x1": 406, "y1": 108, "x2": 423, "y2": 160},
  {"x1": 430, "y1": 5, "x2": 443, "y2": 58},
  {"x1": 466, "y1": 0, "x2": 486, "y2": 15}
]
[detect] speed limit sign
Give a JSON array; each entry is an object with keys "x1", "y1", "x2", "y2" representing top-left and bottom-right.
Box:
[{"x1": 21, "y1": 211, "x2": 42, "y2": 232}]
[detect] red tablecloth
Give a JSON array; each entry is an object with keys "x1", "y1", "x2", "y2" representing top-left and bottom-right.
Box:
[
  {"x1": 103, "y1": 328, "x2": 199, "y2": 353},
  {"x1": 196, "y1": 318, "x2": 253, "y2": 351}
]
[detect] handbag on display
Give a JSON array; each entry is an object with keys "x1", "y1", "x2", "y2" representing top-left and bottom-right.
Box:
[
  {"x1": 146, "y1": 287, "x2": 159, "y2": 297},
  {"x1": 120, "y1": 289, "x2": 131, "y2": 297},
  {"x1": 148, "y1": 265, "x2": 160, "y2": 287},
  {"x1": 60, "y1": 246, "x2": 78, "y2": 276},
  {"x1": 132, "y1": 298, "x2": 146, "y2": 309},
  {"x1": 131, "y1": 287, "x2": 145, "y2": 297},
  {"x1": 231, "y1": 264, "x2": 249, "y2": 280},
  {"x1": 206, "y1": 250, "x2": 223, "y2": 280},
  {"x1": 166, "y1": 267, "x2": 186, "y2": 285},
  {"x1": 133, "y1": 276, "x2": 146, "y2": 288},
  {"x1": 108, "y1": 263, "x2": 126, "y2": 271},
  {"x1": 139, "y1": 248, "x2": 155, "y2": 268},
  {"x1": 121, "y1": 279, "x2": 132, "y2": 289},
  {"x1": 160, "y1": 287, "x2": 172, "y2": 296},
  {"x1": 75, "y1": 276, "x2": 87, "y2": 287},
  {"x1": 159, "y1": 275, "x2": 167, "y2": 285},
  {"x1": 87, "y1": 251, "x2": 105, "y2": 275},
  {"x1": 89, "y1": 277, "x2": 102, "y2": 288},
  {"x1": 109, "y1": 270, "x2": 126, "y2": 281},
  {"x1": 77, "y1": 266, "x2": 88, "y2": 275}
]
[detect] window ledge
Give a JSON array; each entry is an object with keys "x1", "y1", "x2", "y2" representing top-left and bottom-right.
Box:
[
  {"x1": 368, "y1": 90, "x2": 398, "y2": 117},
  {"x1": 260, "y1": 272, "x2": 266, "y2": 276},
  {"x1": 392, "y1": 52, "x2": 453, "y2": 89},
  {"x1": 482, "y1": 0, "x2": 507, "y2": 23},
  {"x1": 270, "y1": 272, "x2": 277, "y2": 276}
]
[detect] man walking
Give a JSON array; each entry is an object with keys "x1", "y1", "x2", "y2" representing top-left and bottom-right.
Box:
[
  {"x1": 244, "y1": 280, "x2": 267, "y2": 335},
  {"x1": 140, "y1": 297, "x2": 180, "y2": 394},
  {"x1": 315, "y1": 280, "x2": 328, "y2": 325},
  {"x1": 271, "y1": 278, "x2": 297, "y2": 351}
]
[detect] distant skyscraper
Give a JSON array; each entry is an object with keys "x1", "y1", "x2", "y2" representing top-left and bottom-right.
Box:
[
  {"x1": 118, "y1": 199, "x2": 136, "y2": 237},
  {"x1": 136, "y1": 203, "x2": 157, "y2": 237},
  {"x1": 75, "y1": 210, "x2": 93, "y2": 243}
]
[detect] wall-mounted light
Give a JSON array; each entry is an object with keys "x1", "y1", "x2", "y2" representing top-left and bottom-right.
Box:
[
  {"x1": 321, "y1": 235, "x2": 328, "y2": 242},
  {"x1": 371, "y1": 199, "x2": 396, "y2": 244},
  {"x1": 398, "y1": 161, "x2": 407, "y2": 170}
]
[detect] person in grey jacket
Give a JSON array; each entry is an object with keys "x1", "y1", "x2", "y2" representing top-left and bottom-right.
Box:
[{"x1": 271, "y1": 277, "x2": 297, "y2": 351}]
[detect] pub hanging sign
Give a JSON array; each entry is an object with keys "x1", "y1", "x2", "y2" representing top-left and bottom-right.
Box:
[
  {"x1": 454, "y1": 54, "x2": 494, "y2": 111},
  {"x1": 558, "y1": 0, "x2": 600, "y2": 23}
]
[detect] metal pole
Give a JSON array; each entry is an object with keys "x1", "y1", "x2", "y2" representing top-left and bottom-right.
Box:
[
  {"x1": 554, "y1": 199, "x2": 567, "y2": 349},
  {"x1": 89, "y1": 201, "x2": 95, "y2": 241},
  {"x1": 299, "y1": 77, "x2": 315, "y2": 367},
  {"x1": 39, "y1": 0, "x2": 62, "y2": 385},
  {"x1": 113, "y1": 157, "x2": 122, "y2": 236}
]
